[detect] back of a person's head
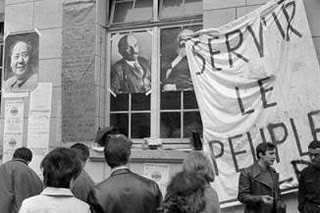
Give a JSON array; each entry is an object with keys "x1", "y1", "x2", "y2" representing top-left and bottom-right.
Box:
[
  {"x1": 13, "y1": 147, "x2": 32, "y2": 162},
  {"x1": 41, "y1": 147, "x2": 81, "y2": 188},
  {"x1": 182, "y1": 151, "x2": 215, "y2": 182},
  {"x1": 308, "y1": 140, "x2": 320, "y2": 149},
  {"x1": 104, "y1": 134, "x2": 132, "y2": 168},
  {"x1": 163, "y1": 171, "x2": 206, "y2": 213},
  {"x1": 70, "y1": 143, "x2": 90, "y2": 163}
]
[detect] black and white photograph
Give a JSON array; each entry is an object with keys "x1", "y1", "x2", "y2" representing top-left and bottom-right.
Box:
[
  {"x1": 2, "y1": 32, "x2": 39, "y2": 93},
  {"x1": 110, "y1": 31, "x2": 152, "y2": 94}
]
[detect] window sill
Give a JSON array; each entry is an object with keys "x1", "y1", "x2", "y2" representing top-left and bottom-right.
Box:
[{"x1": 90, "y1": 148, "x2": 190, "y2": 164}]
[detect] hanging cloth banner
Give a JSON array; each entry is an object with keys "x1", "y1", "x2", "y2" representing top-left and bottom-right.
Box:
[{"x1": 185, "y1": 0, "x2": 320, "y2": 205}]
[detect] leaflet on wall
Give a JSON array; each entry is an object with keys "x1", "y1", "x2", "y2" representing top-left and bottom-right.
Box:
[
  {"x1": 143, "y1": 163, "x2": 170, "y2": 196},
  {"x1": 185, "y1": 0, "x2": 320, "y2": 206},
  {"x1": 3, "y1": 99, "x2": 24, "y2": 163},
  {"x1": 27, "y1": 83, "x2": 52, "y2": 177}
]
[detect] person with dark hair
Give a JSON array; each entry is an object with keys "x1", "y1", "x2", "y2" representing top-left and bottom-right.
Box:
[
  {"x1": 18, "y1": 147, "x2": 91, "y2": 213},
  {"x1": 238, "y1": 142, "x2": 285, "y2": 213},
  {"x1": 87, "y1": 134, "x2": 162, "y2": 213},
  {"x1": 160, "y1": 171, "x2": 206, "y2": 213},
  {"x1": 70, "y1": 143, "x2": 95, "y2": 202},
  {"x1": 0, "y1": 147, "x2": 42, "y2": 213},
  {"x1": 3, "y1": 40, "x2": 38, "y2": 92},
  {"x1": 298, "y1": 140, "x2": 320, "y2": 213},
  {"x1": 111, "y1": 34, "x2": 151, "y2": 94},
  {"x1": 183, "y1": 151, "x2": 221, "y2": 213}
]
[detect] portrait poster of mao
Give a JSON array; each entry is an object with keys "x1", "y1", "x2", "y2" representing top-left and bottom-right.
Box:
[
  {"x1": 3, "y1": 32, "x2": 39, "y2": 93},
  {"x1": 110, "y1": 31, "x2": 152, "y2": 94}
]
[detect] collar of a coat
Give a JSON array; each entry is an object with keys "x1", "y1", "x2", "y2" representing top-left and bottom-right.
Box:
[
  {"x1": 251, "y1": 163, "x2": 278, "y2": 189},
  {"x1": 111, "y1": 167, "x2": 130, "y2": 176},
  {"x1": 13, "y1": 158, "x2": 28, "y2": 165}
]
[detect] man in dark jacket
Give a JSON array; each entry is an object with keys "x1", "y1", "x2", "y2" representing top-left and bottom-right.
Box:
[
  {"x1": 87, "y1": 134, "x2": 163, "y2": 213},
  {"x1": 71, "y1": 143, "x2": 95, "y2": 202},
  {"x1": 298, "y1": 140, "x2": 320, "y2": 213},
  {"x1": 238, "y1": 142, "x2": 285, "y2": 213},
  {"x1": 0, "y1": 147, "x2": 43, "y2": 213}
]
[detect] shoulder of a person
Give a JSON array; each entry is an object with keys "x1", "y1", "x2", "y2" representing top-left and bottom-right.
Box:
[
  {"x1": 300, "y1": 165, "x2": 314, "y2": 175},
  {"x1": 112, "y1": 59, "x2": 126, "y2": 68},
  {"x1": 3, "y1": 75, "x2": 17, "y2": 89},
  {"x1": 240, "y1": 163, "x2": 255, "y2": 174}
]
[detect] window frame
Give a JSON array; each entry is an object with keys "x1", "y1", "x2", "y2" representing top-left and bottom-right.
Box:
[{"x1": 105, "y1": 0, "x2": 203, "y2": 146}]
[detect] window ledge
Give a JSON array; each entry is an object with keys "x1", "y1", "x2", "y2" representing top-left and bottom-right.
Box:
[{"x1": 90, "y1": 148, "x2": 190, "y2": 164}]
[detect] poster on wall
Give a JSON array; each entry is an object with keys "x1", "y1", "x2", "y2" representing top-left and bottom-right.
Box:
[
  {"x1": 143, "y1": 163, "x2": 170, "y2": 196},
  {"x1": 185, "y1": 0, "x2": 320, "y2": 206},
  {"x1": 2, "y1": 31, "x2": 39, "y2": 93},
  {"x1": 3, "y1": 99, "x2": 24, "y2": 163},
  {"x1": 27, "y1": 83, "x2": 52, "y2": 177},
  {"x1": 110, "y1": 31, "x2": 152, "y2": 94}
]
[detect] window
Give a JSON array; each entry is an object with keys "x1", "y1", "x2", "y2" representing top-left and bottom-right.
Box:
[{"x1": 106, "y1": 0, "x2": 202, "y2": 145}]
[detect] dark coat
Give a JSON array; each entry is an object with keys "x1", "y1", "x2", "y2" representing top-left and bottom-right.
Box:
[
  {"x1": 238, "y1": 163, "x2": 284, "y2": 213},
  {"x1": 0, "y1": 158, "x2": 43, "y2": 213},
  {"x1": 163, "y1": 56, "x2": 193, "y2": 91},
  {"x1": 87, "y1": 168, "x2": 163, "y2": 213},
  {"x1": 298, "y1": 165, "x2": 320, "y2": 213},
  {"x1": 111, "y1": 57, "x2": 151, "y2": 94},
  {"x1": 71, "y1": 170, "x2": 95, "y2": 202}
]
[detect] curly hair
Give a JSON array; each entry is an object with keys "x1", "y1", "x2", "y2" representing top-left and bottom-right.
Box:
[
  {"x1": 183, "y1": 151, "x2": 215, "y2": 182},
  {"x1": 161, "y1": 171, "x2": 206, "y2": 213}
]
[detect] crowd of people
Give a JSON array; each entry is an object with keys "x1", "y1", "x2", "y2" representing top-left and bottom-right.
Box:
[{"x1": 0, "y1": 136, "x2": 319, "y2": 213}]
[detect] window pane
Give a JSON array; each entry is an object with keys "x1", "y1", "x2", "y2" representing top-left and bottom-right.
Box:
[
  {"x1": 183, "y1": 111, "x2": 202, "y2": 138},
  {"x1": 113, "y1": 2, "x2": 134, "y2": 23},
  {"x1": 132, "y1": 93, "x2": 150, "y2": 110},
  {"x1": 133, "y1": 0, "x2": 153, "y2": 21},
  {"x1": 110, "y1": 32, "x2": 152, "y2": 94},
  {"x1": 131, "y1": 113, "x2": 150, "y2": 138},
  {"x1": 161, "y1": 0, "x2": 183, "y2": 18},
  {"x1": 161, "y1": 112, "x2": 181, "y2": 138},
  {"x1": 185, "y1": 0, "x2": 202, "y2": 15},
  {"x1": 110, "y1": 93, "x2": 129, "y2": 111},
  {"x1": 161, "y1": 91, "x2": 180, "y2": 109},
  {"x1": 183, "y1": 91, "x2": 198, "y2": 109},
  {"x1": 110, "y1": 113, "x2": 129, "y2": 136}
]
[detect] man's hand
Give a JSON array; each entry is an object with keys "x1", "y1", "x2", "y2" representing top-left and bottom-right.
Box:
[{"x1": 261, "y1": 195, "x2": 274, "y2": 204}]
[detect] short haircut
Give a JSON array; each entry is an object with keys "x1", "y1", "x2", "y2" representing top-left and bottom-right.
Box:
[
  {"x1": 163, "y1": 171, "x2": 206, "y2": 213},
  {"x1": 10, "y1": 40, "x2": 32, "y2": 56},
  {"x1": 70, "y1": 143, "x2": 90, "y2": 163},
  {"x1": 104, "y1": 134, "x2": 132, "y2": 168},
  {"x1": 13, "y1": 147, "x2": 32, "y2": 162},
  {"x1": 256, "y1": 142, "x2": 276, "y2": 159},
  {"x1": 183, "y1": 151, "x2": 215, "y2": 182},
  {"x1": 308, "y1": 140, "x2": 320, "y2": 149},
  {"x1": 41, "y1": 147, "x2": 82, "y2": 188}
]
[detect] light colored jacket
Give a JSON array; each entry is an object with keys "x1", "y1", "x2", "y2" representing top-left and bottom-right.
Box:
[{"x1": 19, "y1": 187, "x2": 91, "y2": 213}]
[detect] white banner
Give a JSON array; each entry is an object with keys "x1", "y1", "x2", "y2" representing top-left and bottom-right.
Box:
[{"x1": 186, "y1": 0, "x2": 320, "y2": 205}]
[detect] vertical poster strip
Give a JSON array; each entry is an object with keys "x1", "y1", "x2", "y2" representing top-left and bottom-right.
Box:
[
  {"x1": 27, "y1": 83, "x2": 52, "y2": 178},
  {"x1": 3, "y1": 99, "x2": 24, "y2": 163}
]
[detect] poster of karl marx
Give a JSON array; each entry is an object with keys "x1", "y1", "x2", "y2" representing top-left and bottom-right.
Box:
[{"x1": 2, "y1": 32, "x2": 39, "y2": 93}]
